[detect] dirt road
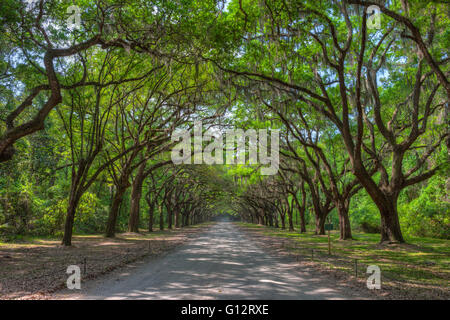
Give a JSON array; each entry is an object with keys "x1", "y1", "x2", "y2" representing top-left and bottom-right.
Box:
[{"x1": 58, "y1": 222, "x2": 369, "y2": 299}]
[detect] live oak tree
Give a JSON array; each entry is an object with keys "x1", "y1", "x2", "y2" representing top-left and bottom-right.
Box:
[
  {"x1": 271, "y1": 97, "x2": 369, "y2": 239},
  {"x1": 0, "y1": 0, "x2": 221, "y2": 162},
  {"x1": 104, "y1": 62, "x2": 203, "y2": 237},
  {"x1": 214, "y1": 0, "x2": 449, "y2": 243},
  {"x1": 0, "y1": 0, "x2": 125, "y2": 162},
  {"x1": 57, "y1": 51, "x2": 157, "y2": 246},
  {"x1": 0, "y1": 0, "x2": 448, "y2": 246}
]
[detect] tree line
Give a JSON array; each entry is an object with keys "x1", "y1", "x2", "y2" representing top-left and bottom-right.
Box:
[{"x1": 0, "y1": 1, "x2": 448, "y2": 245}]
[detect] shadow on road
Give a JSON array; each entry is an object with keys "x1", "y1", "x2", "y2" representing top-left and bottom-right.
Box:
[{"x1": 62, "y1": 222, "x2": 364, "y2": 299}]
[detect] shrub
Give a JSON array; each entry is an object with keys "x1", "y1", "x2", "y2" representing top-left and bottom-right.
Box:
[{"x1": 360, "y1": 221, "x2": 381, "y2": 234}]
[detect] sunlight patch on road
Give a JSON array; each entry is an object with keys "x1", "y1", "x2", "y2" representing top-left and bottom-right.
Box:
[{"x1": 258, "y1": 279, "x2": 287, "y2": 285}]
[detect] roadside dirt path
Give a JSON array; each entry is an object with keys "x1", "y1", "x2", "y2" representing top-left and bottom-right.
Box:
[{"x1": 0, "y1": 226, "x2": 204, "y2": 299}]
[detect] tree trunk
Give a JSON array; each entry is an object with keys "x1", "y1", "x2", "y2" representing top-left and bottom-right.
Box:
[
  {"x1": 305, "y1": 178, "x2": 328, "y2": 235},
  {"x1": 379, "y1": 194, "x2": 404, "y2": 243},
  {"x1": 128, "y1": 162, "x2": 146, "y2": 232},
  {"x1": 175, "y1": 208, "x2": 180, "y2": 228},
  {"x1": 287, "y1": 206, "x2": 294, "y2": 231},
  {"x1": 299, "y1": 206, "x2": 306, "y2": 233},
  {"x1": 351, "y1": 160, "x2": 405, "y2": 243},
  {"x1": 292, "y1": 195, "x2": 306, "y2": 233},
  {"x1": 159, "y1": 205, "x2": 164, "y2": 230},
  {"x1": 105, "y1": 187, "x2": 126, "y2": 238},
  {"x1": 315, "y1": 212, "x2": 326, "y2": 235},
  {"x1": 61, "y1": 165, "x2": 87, "y2": 246},
  {"x1": 300, "y1": 184, "x2": 307, "y2": 232},
  {"x1": 258, "y1": 209, "x2": 264, "y2": 225},
  {"x1": 148, "y1": 203, "x2": 154, "y2": 232},
  {"x1": 167, "y1": 203, "x2": 173, "y2": 229},
  {"x1": 337, "y1": 199, "x2": 352, "y2": 240},
  {"x1": 61, "y1": 194, "x2": 80, "y2": 246},
  {"x1": 280, "y1": 213, "x2": 286, "y2": 229}
]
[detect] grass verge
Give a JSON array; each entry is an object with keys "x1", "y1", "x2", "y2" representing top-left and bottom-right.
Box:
[{"x1": 237, "y1": 222, "x2": 449, "y2": 300}]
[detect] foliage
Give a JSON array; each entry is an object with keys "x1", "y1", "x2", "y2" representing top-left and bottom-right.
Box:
[{"x1": 0, "y1": 0, "x2": 448, "y2": 245}]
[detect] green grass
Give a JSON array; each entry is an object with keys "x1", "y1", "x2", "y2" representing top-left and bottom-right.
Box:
[{"x1": 238, "y1": 222, "x2": 450, "y2": 289}]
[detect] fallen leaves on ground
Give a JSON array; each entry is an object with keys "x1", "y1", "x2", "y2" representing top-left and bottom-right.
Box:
[{"x1": 0, "y1": 225, "x2": 210, "y2": 300}]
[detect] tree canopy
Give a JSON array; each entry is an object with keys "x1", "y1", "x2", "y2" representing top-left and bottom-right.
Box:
[{"x1": 0, "y1": 0, "x2": 448, "y2": 246}]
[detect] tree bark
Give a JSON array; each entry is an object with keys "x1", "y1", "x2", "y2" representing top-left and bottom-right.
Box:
[
  {"x1": 61, "y1": 194, "x2": 80, "y2": 246},
  {"x1": 336, "y1": 199, "x2": 352, "y2": 240},
  {"x1": 128, "y1": 162, "x2": 146, "y2": 232},
  {"x1": 287, "y1": 202, "x2": 294, "y2": 231},
  {"x1": 258, "y1": 209, "x2": 265, "y2": 225},
  {"x1": 105, "y1": 186, "x2": 127, "y2": 238},
  {"x1": 315, "y1": 213, "x2": 326, "y2": 235},
  {"x1": 274, "y1": 212, "x2": 279, "y2": 228},
  {"x1": 379, "y1": 194, "x2": 404, "y2": 243},
  {"x1": 61, "y1": 167, "x2": 85, "y2": 246},
  {"x1": 293, "y1": 188, "x2": 307, "y2": 233},
  {"x1": 159, "y1": 205, "x2": 164, "y2": 230},
  {"x1": 280, "y1": 214, "x2": 286, "y2": 229},
  {"x1": 174, "y1": 207, "x2": 180, "y2": 228},
  {"x1": 148, "y1": 203, "x2": 154, "y2": 232},
  {"x1": 167, "y1": 203, "x2": 173, "y2": 229},
  {"x1": 351, "y1": 162, "x2": 405, "y2": 243}
]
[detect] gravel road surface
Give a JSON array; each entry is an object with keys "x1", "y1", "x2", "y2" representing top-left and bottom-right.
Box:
[{"x1": 58, "y1": 222, "x2": 368, "y2": 299}]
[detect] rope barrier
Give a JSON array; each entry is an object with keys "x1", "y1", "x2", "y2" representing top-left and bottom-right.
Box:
[{"x1": 247, "y1": 232, "x2": 424, "y2": 286}]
